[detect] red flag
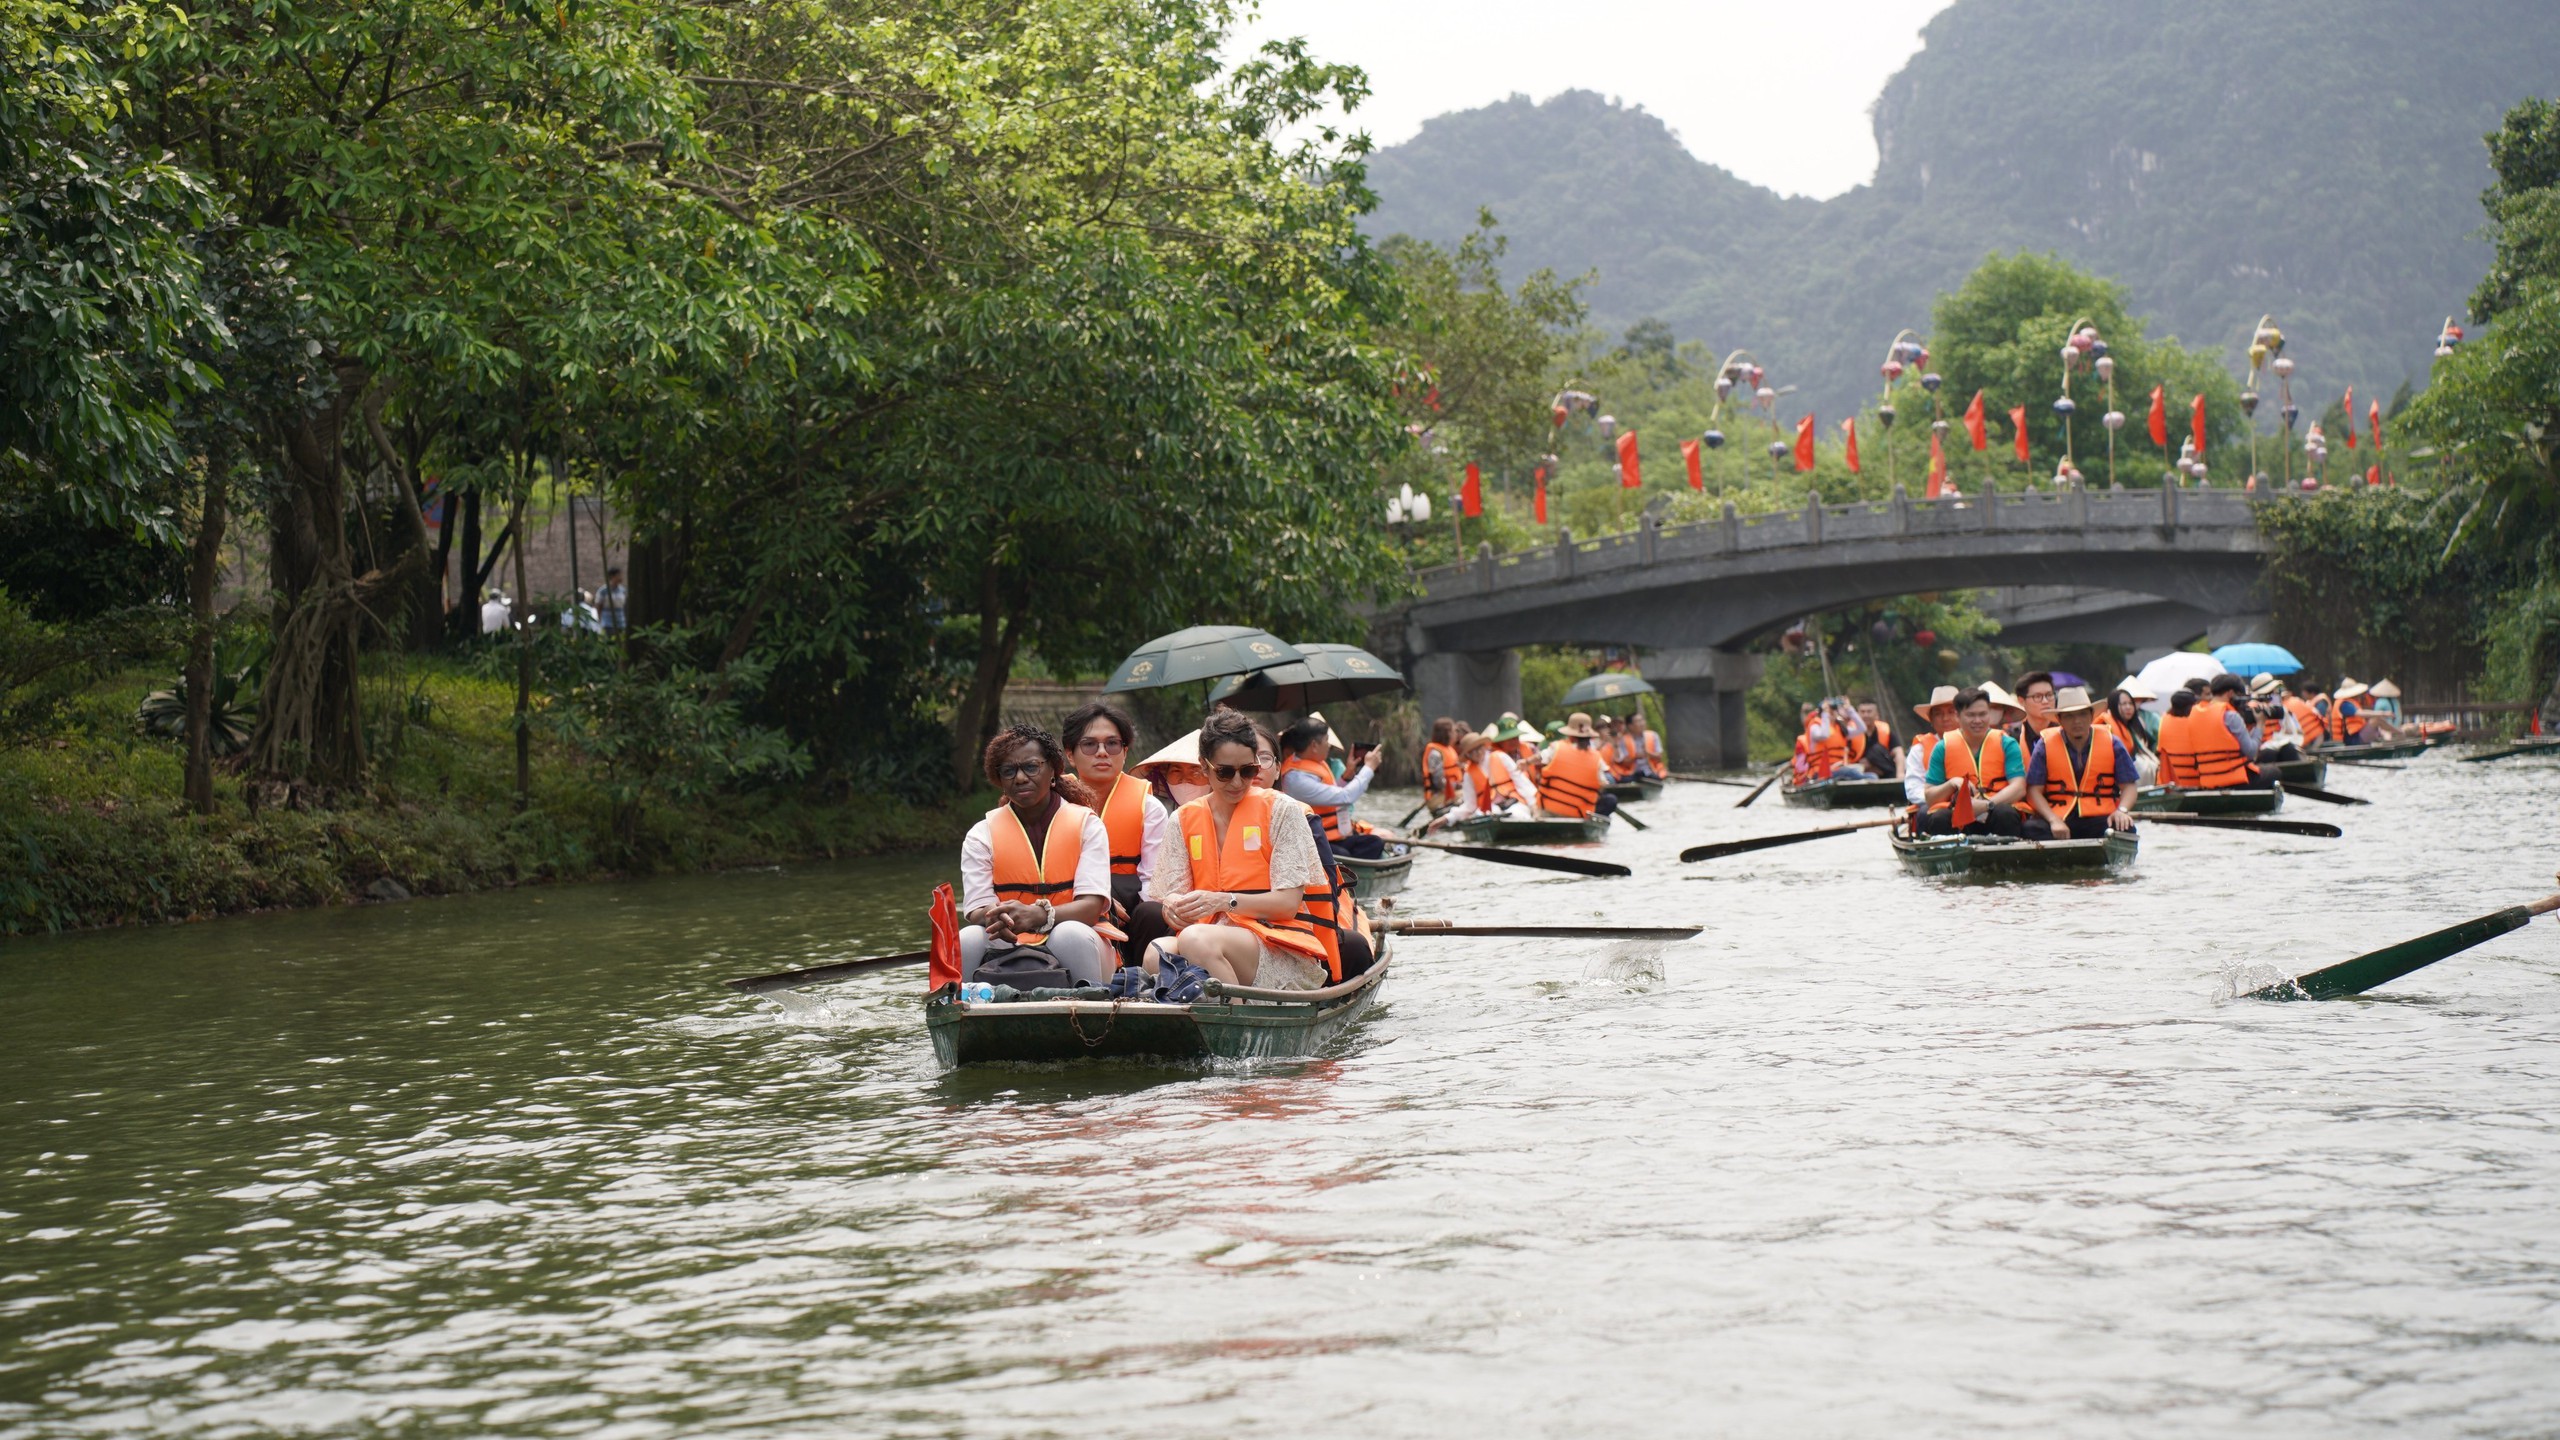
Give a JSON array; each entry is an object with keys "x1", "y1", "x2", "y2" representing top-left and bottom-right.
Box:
[
  {"x1": 2343, "y1": 386, "x2": 2357, "y2": 448},
  {"x1": 2369, "y1": 400, "x2": 2384, "y2": 451},
  {"x1": 927, "y1": 883, "x2": 963, "y2": 991},
  {"x1": 1963, "y1": 391, "x2": 1987, "y2": 451},
  {"x1": 2366, "y1": 463, "x2": 2381, "y2": 487},
  {"x1": 2190, "y1": 393, "x2": 2208, "y2": 461},
  {"x1": 1793, "y1": 414, "x2": 1816, "y2": 473},
  {"x1": 1617, "y1": 430, "x2": 1642, "y2": 489},
  {"x1": 1839, "y1": 418, "x2": 1861, "y2": 474},
  {"x1": 2009, "y1": 405, "x2": 2030, "y2": 463},
  {"x1": 1533, "y1": 465, "x2": 1548, "y2": 524},
  {"x1": 1681, "y1": 438, "x2": 1704, "y2": 490},
  {"x1": 2148, "y1": 385, "x2": 2168, "y2": 447},
  {"x1": 1461, "y1": 461, "x2": 1482, "y2": 517},
  {"x1": 1927, "y1": 430, "x2": 1947, "y2": 498}
]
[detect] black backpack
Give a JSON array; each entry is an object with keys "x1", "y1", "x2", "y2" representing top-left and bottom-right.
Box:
[{"x1": 973, "y1": 943, "x2": 1076, "y2": 994}]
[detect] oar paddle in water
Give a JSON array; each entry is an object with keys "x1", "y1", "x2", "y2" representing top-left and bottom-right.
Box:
[
  {"x1": 2280, "y1": 782, "x2": 2368, "y2": 806},
  {"x1": 1734, "y1": 762, "x2": 1789, "y2": 809},
  {"x1": 2139, "y1": 813, "x2": 2342, "y2": 838},
  {"x1": 1384, "y1": 919, "x2": 1701, "y2": 940},
  {"x1": 1681, "y1": 815, "x2": 1899, "y2": 863},
  {"x1": 726, "y1": 948, "x2": 928, "y2": 993},
  {"x1": 1668, "y1": 772, "x2": 1760, "y2": 789},
  {"x1": 1610, "y1": 806, "x2": 1651, "y2": 832},
  {"x1": 2459, "y1": 741, "x2": 2560, "y2": 764},
  {"x1": 1398, "y1": 838, "x2": 1632, "y2": 879},
  {"x1": 2322, "y1": 754, "x2": 2405, "y2": 770},
  {"x1": 2242, "y1": 891, "x2": 2560, "y2": 1000}
]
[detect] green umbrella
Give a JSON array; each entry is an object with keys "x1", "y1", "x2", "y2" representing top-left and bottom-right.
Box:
[
  {"x1": 1206, "y1": 643, "x2": 1406, "y2": 711},
  {"x1": 1560, "y1": 672, "x2": 1658, "y2": 706},
  {"x1": 1102, "y1": 626, "x2": 1304, "y2": 693}
]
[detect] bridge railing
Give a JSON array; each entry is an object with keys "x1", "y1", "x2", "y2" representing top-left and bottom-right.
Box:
[{"x1": 1418, "y1": 484, "x2": 2265, "y2": 597}]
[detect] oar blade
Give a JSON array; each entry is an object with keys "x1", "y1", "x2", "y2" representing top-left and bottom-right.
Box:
[
  {"x1": 1680, "y1": 817, "x2": 1891, "y2": 863},
  {"x1": 1611, "y1": 807, "x2": 1651, "y2": 832},
  {"x1": 1734, "y1": 769, "x2": 1784, "y2": 809},
  {"x1": 1420, "y1": 842, "x2": 1631, "y2": 878},
  {"x1": 2141, "y1": 814, "x2": 2343, "y2": 839},
  {"x1": 726, "y1": 948, "x2": 931, "y2": 993},
  {"x1": 2284, "y1": 783, "x2": 2369, "y2": 806},
  {"x1": 2247, "y1": 906, "x2": 2535, "y2": 1001},
  {"x1": 1387, "y1": 922, "x2": 1702, "y2": 940}
]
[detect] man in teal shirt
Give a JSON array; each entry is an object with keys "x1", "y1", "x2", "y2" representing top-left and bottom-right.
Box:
[{"x1": 1920, "y1": 689, "x2": 2028, "y2": 837}]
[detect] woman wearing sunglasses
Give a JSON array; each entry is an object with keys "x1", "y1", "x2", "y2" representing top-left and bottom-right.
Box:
[
  {"x1": 1143, "y1": 709, "x2": 1333, "y2": 991},
  {"x1": 955, "y1": 724, "x2": 1115, "y2": 986},
  {"x1": 1060, "y1": 700, "x2": 1171, "y2": 969}
]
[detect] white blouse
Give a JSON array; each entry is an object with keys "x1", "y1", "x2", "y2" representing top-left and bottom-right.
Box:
[{"x1": 1145, "y1": 791, "x2": 1322, "y2": 900}]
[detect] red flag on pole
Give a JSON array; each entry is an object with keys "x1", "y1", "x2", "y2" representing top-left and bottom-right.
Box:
[
  {"x1": 1963, "y1": 391, "x2": 1987, "y2": 451},
  {"x1": 1793, "y1": 414, "x2": 1817, "y2": 473},
  {"x1": 2343, "y1": 386, "x2": 2357, "y2": 448},
  {"x1": 1839, "y1": 418, "x2": 1861, "y2": 474},
  {"x1": 1461, "y1": 461, "x2": 1482, "y2": 517},
  {"x1": 2148, "y1": 385, "x2": 2168, "y2": 447},
  {"x1": 2009, "y1": 404, "x2": 2030, "y2": 463},
  {"x1": 2190, "y1": 393, "x2": 2208, "y2": 462},
  {"x1": 1927, "y1": 430, "x2": 1947, "y2": 498},
  {"x1": 1533, "y1": 465, "x2": 1548, "y2": 524},
  {"x1": 1617, "y1": 430, "x2": 1642, "y2": 489},
  {"x1": 2366, "y1": 463, "x2": 2381, "y2": 487},
  {"x1": 2369, "y1": 400, "x2": 2384, "y2": 450},
  {"x1": 1681, "y1": 438, "x2": 1704, "y2": 490}
]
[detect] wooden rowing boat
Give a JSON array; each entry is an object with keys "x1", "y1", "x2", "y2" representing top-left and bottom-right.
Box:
[
  {"x1": 2308, "y1": 736, "x2": 2432, "y2": 760},
  {"x1": 2129, "y1": 784, "x2": 2283, "y2": 815},
  {"x1": 2259, "y1": 754, "x2": 2328, "y2": 787},
  {"x1": 1603, "y1": 777, "x2": 1665, "y2": 802},
  {"x1": 1452, "y1": 813, "x2": 1611, "y2": 845},
  {"x1": 924, "y1": 931, "x2": 1392, "y2": 1066},
  {"x1": 1334, "y1": 848, "x2": 1413, "y2": 898},
  {"x1": 1781, "y1": 775, "x2": 1907, "y2": 809},
  {"x1": 1891, "y1": 830, "x2": 2138, "y2": 878}
]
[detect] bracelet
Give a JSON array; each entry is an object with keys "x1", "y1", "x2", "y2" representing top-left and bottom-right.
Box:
[{"x1": 1036, "y1": 900, "x2": 1053, "y2": 930}]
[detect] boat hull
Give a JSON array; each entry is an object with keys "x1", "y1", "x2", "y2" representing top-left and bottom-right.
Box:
[
  {"x1": 1892, "y1": 831, "x2": 2138, "y2": 878},
  {"x1": 1782, "y1": 776, "x2": 1907, "y2": 809},
  {"x1": 2131, "y1": 785, "x2": 2283, "y2": 815},
  {"x1": 1603, "y1": 778, "x2": 1664, "y2": 802},
  {"x1": 2260, "y1": 755, "x2": 2328, "y2": 787},
  {"x1": 926, "y1": 947, "x2": 1392, "y2": 1067},
  {"x1": 2310, "y1": 737, "x2": 2431, "y2": 760},
  {"x1": 1452, "y1": 814, "x2": 1611, "y2": 845},
  {"x1": 1334, "y1": 850, "x2": 1412, "y2": 899}
]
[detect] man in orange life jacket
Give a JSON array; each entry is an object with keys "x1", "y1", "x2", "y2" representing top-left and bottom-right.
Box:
[
  {"x1": 2023, "y1": 686, "x2": 2139, "y2": 840},
  {"x1": 1856, "y1": 699, "x2": 1901, "y2": 778},
  {"x1": 1535, "y1": 713, "x2": 1620, "y2": 818},
  {"x1": 957, "y1": 724, "x2": 1115, "y2": 986},
  {"x1": 2157, "y1": 676, "x2": 2263, "y2": 789},
  {"x1": 2247, "y1": 673, "x2": 2309, "y2": 762},
  {"x1": 1623, "y1": 710, "x2": 1667, "y2": 779},
  {"x1": 1061, "y1": 701, "x2": 1173, "y2": 969},
  {"x1": 1276, "y1": 716, "x2": 1387, "y2": 859},
  {"x1": 1920, "y1": 688, "x2": 2029, "y2": 837}
]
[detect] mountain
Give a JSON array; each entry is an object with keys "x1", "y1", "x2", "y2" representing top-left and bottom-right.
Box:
[{"x1": 1363, "y1": 0, "x2": 2560, "y2": 420}]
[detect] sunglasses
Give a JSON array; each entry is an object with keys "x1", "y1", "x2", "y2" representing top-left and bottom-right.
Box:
[
  {"x1": 1074, "y1": 736, "x2": 1126, "y2": 754},
  {"x1": 996, "y1": 761, "x2": 1048, "y2": 780},
  {"x1": 1207, "y1": 763, "x2": 1258, "y2": 782}
]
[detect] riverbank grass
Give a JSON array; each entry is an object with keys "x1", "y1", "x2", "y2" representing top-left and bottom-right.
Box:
[{"x1": 2, "y1": 659, "x2": 978, "y2": 937}]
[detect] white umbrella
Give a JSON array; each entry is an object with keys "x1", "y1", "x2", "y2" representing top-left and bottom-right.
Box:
[{"x1": 2131, "y1": 651, "x2": 2224, "y2": 712}]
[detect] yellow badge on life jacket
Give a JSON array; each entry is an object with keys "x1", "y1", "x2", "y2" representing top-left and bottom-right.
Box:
[
  {"x1": 1188, "y1": 834, "x2": 1204, "y2": 861},
  {"x1": 1243, "y1": 826, "x2": 1262, "y2": 851}
]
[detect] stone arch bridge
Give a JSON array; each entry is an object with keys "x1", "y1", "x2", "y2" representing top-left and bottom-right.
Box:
[{"x1": 1402, "y1": 484, "x2": 2281, "y2": 769}]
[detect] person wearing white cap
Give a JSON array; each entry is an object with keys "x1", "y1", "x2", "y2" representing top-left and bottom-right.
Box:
[
  {"x1": 2022, "y1": 687, "x2": 2138, "y2": 840},
  {"x1": 1904, "y1": 686, "x2": 1960, "y2": 810}
]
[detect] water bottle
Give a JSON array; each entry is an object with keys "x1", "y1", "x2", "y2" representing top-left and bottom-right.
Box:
[{"x1": 959, "y1": 982, "x2": 996, "y2": 1003}]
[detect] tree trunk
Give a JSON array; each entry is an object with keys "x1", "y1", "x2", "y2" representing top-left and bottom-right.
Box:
[
  {"x1": 182, "y1": 437, "x2": 231, "y2": 814},
  {"x1": 363, "y1": 391, "x2": 443, "y2": 652},
  {"x1": 948, "y1": 563, "x2": 1023, "y2": 788},
  {"x1": 451, "y1": 485, "x2": 483, "y2": 640},
  {"x1": 509, "y1": 470, "x2": 534, "y2": 811}
]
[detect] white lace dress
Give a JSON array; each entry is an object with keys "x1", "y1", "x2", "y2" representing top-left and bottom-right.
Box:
[{"x1": 1144, "y1": 790, "x2": 1329, "y2": 989}]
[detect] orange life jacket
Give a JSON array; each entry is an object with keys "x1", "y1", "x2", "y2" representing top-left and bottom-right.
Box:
[
  {"x1": 1421, "y1": 741, "x2": 1459, "y2": 804},
  {"x1": 1807, "y1": 719, "x2": 1847, "y2": 779},
  {"x1": 1461, "y1": 756, "x2": 1492, "y2": 810},
  {"x1": 1539, "y1": 742, "x2": 1603, "y2": 817},
  {"x1": 1637, "y1": 730, "x2": 1664, "y2": 765},
  {"x1": 2328, "y1": 702, "x2": 2366, "y2": 743},
  {"x1": 2282, "y1": 696, "x2": 2323, "y2": 740},
  {"x1": 1485, "y1": 748, "x2": 1523, "y2": 806},
  {"x1": 2035, "y1": 727, "x2": 2122, "y2": 819},
  {"x1": 1088, "y1": 772, "x2": 1149, "y2": 885},
  {"x1": 1281, "y1": 755, "x2": 1347, "y2": 842},
  {"x1": 2154, "y1": 710, "x2": 2194, "y2": 787},
  {"x1": 1939, "y1": 730, "x2": 2024, "y2": 828},
  {"x1": 1604, "y1": 734, "x2": 1637, "y2": 780},
  {"x1": 2164, "y1": 699, "x2": 2252, "y2": 788},
  {"x1": 1173, "y1": 790, "x2": 1327, "y2": 965},
  {"x1": 986, "y1": 800, "x2": 1093, "y2": 947}
]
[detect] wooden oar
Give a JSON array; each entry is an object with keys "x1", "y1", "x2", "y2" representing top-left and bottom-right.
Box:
[
  {"x1": 726, "y1": 948, "x2": 928, "y2": 993},
  {"x1": 1610, "y1": 806, "x2": 1651, "y2": 831},
  {"x1": 2281, "y1": 781, "x2": 2368, "y2": 806},
  {"x1": 1681, "y1": 815, "x2": 1899, "y2": 862},
  {"x1": 1396, "y1": 802, "x2": 1427, "y2": 827},
  {"x1": 2321, "y1": 753, "x2": 2404, "y2": 769},
  {"x1": 2243, "y1": 892, "x2": 2560, "y2": 1000},
  {"x1": 2140, "y1": 813, "x2": 2342, "y2": 838},
  {"x1": 1384, "y1": 919, "x2": 1702, "y2": 939},
  {"x1": 1668, "y1": 772, "x2": 1758, "y2": 788},
  {"x1": 2460, "y1": 743, "x2": 2549, "y2": 764},
  {"x1": 1734, "y1": 763, "x2": 1788, "y2": 809},
  {"x1": 1400, "y1": 839, "x2": 1632, "y2": 878}
]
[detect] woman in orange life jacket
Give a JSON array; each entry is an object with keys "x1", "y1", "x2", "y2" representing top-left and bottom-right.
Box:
[
  {"x1": 1265, "y1": 717, "x2": 1372, "y2": 980},
  {"x1": 957, "y1": 724, "x2": 1116, "y2": 985},
  {"x1": 1142, "y1": 709, "x2": 1334, "y2": 991},
  {"x1": 1901, "y1": 685, "x2": 1960, "y2": 821},
  {"x1": 1276, "y1": 715, "x2": 1387, "y2": 859},
  {"x1": 1486, "y1": 720, "x2": 1544, "y2": 810},
  {"x1": 2023, "y1": 686, "x2": 2139, "y2": 841},
  {"x1": 1624, "y1": 709, "x2": 1667, "y2": 779},
  {"x1": 1060, "y1": 701, "x2": 1173, "y2": 971},
  {"x1": 1919, "y1": 687, "x2": 2030, "y2": 837},
  {"x1": 1443, "y1": 729, "x2": 1525, "y2": 821},
  {"x1": 1533, "y1": 713, "x2": 1619, "y2": 819},
  {"x1": 1420, "y1": 716, "x2": 1461, "y2": 814},
  {"x1": 1855, "y1": 700, "x2": 1900, "y2": 778},
  {"x1": 2328, "y1": 680, "x2": 2374, "y2": 745}
]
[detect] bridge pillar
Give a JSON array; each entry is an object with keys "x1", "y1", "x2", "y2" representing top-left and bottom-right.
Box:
[
  {"x1": 1410, "y1": 649, "x2": 1521, "y2": 730},
  {"x1": 1646, "y1": 648, "x2": 1764, "y2": 771}
]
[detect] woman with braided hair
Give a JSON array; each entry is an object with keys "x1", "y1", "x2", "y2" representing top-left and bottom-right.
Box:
[{"x1": 955, "y1": 724, "x2": 1115, "y2": 986}]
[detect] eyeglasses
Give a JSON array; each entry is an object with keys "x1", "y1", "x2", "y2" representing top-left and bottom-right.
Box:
[
  {"x1": 1075, "y1": 736, "x2": 1126, "y2": 754},
  {"x1": 996, "y1": 761, "x2": 1048, "y2": 780},
  {"x1": 1208, "y1": 763, "x2": 1257, "y2": 782}
]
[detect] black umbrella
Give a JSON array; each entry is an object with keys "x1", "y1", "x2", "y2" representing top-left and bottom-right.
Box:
[
  {"x1": 1560, "y1": 673, "x2": 1658, "y2": 706},
  {"x1": 1206, "y1": 643, "x2": 1408, "y2": 711},
  {"x1": 1102, "y1": 626, "x2": 1304, "y2": 693}
]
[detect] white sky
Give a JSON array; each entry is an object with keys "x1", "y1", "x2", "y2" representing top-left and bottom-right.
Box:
[{"x1": 1227, "y1": 0, "x2": 1959, "y2": 199}]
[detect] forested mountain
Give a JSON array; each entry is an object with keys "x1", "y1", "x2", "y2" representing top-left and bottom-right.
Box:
[{"x1": 1364, "y1": 0, "x2": 2560, "y2": 418}]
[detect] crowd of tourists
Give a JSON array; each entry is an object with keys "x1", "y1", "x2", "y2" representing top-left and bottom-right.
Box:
[{"x1": 1413, "y1": 709, "x2": 1662, "y2": 825}]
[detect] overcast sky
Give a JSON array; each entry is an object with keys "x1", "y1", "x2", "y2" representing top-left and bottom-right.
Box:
[{"x1": 1226, "y1": 0, "x2": 1959, "y2": 199}]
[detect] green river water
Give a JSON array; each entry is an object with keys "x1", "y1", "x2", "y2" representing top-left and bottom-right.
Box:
[{"x1": 6, "y1": 758, "x2": 2560, "y2": 1436}]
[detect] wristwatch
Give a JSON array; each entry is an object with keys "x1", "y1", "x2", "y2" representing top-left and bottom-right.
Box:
[{"x1": 1036, "y1": 900, "x2": 1053, "y2": 930}]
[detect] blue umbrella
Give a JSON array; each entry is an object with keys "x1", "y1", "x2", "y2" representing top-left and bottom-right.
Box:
[{"x1": 2210, "y1": 642, "x2": 2304, "y2": 677}]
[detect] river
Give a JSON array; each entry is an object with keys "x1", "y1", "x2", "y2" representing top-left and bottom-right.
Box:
[{"x1": 6, "y1": 758, "x2": 2560, "y2": 1436}]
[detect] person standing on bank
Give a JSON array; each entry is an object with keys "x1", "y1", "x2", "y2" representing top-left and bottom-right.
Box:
[
  {"x1": 957, "y1": 725, "x2": 1114, "y2": 986},
  {"x1": 2023, "y1": 687, "x2": 2138, "y2": 840},
  {"x1": 596, "y1": 566, "x2": 627, "y2": 633},
  {"x1": 1275, "y1": 717, "x2": 1386, "y2": 859},
  {"x1": 1060, "y1": 701, "x2": 1171, "y2": 968},
  {"x1": 1145, "y1": 710, "x2": 1332, "y2": 991}
]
